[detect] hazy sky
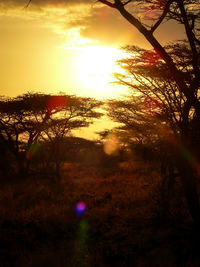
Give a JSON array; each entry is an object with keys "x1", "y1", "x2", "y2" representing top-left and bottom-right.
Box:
[
  {"x1": 0, "y1": 0, "x2": 185, "y2": 99},
  {"x1": 0, "y1": 0, "x2": 185, "y2": 139}
]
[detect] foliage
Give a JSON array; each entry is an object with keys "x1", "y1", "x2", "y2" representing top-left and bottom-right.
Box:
[
  {"x1": 0, "y1": 93, "x2": 102, "y2": 178},
  {"x1": 99, "y1": 0, "x2": 200, "y2": 222},
  {"x1": 38, "y1": 95, "x2": 102, "y2": 179}
]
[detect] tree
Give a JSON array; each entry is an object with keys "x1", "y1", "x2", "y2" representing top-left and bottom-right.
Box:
[
  {"x1": 106, "y1": 85, "x2": 179, "y2": 218},
  {"x1": 39, "y1": 96, "x2": 102, "y2": 179},
  {"x1": 0, "y1": 93, "x2": 102, "y2": 179},
  {"x1": 26, "y1": 0, "x2": 200, "y2": 222},
  {"x1": 98, "y1": 0, "x2": 200, "y2": 222},
  {"x1": 0, "y1": 93, "x2": 51, "y2": 177}
]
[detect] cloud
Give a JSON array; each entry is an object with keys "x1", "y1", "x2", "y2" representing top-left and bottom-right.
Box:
[
  {"x1": 0, "y1": 0, "x2": 93, "y2": 10},
  {"x1": 48, "y1": 4, "x2": 140, "y2": 47},
  {"x1": 0, "y1": 0, "x2": 146, "y2": 48},
  {"x1": 78, "y1": 6, "x2": 139, "y2": 46}
]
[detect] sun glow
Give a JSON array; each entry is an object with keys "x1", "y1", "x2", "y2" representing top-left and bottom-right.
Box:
[{"x1": 75, "y1": 45, "x2": 125, "y2": 99}]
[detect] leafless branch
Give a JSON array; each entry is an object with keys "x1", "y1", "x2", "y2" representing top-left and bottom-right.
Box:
[
  {"x1": 150, "y1": 0, "x2": 174, "y2": 33},
  {"x1": 98, "y1": 0, "x2": 115, "y2": 8},
  {"x1": 24, "y1": 0, "x2": 32, "y2": 9},
  {"x1": 123, "y1": 0, "x2": 133, "y2": 6}
]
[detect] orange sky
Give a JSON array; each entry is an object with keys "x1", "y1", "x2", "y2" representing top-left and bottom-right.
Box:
[
  {"x1": 0, "y1": 0, "x2": 185, "y2": 138},
  {"x1": 0, "y1": 0, "x2": 185, "y2": 97}
]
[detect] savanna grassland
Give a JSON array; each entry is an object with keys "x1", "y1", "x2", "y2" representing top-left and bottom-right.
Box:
[
  {"x1": 1, "y1": 0, "x2": 200, "y2": 265},
  {"x1": 1, "y1": 160, "x2": 200, "y2": 267}
]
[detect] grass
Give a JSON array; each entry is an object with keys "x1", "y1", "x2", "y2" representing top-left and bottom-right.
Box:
[{"x1": 0, "y1": 162, "x2": 200, "y2": 266}]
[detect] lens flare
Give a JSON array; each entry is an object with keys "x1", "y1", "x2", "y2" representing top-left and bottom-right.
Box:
[
  {"x1": 104, "y1": 134, "x2": 119, "y2": 155},
  {"x1": 143, "y1": 1, "x2": 166, "y2": 20},
  {"x1": 79, "y1": 219, "x2": 89, "y2": 233},
  {"x1": 46, "y1": 96, "x2": 68, "y2": 115},
  {"x1": 75, "y1": 201, "x2": 86, "y2": 215},
  {"x1": 142, "y1": 96, "x2": 162, "y2": 116},
  {"x1": 72, "y1": 219, "x2": 90, "y2": 265},
  {"x1": 144, "y1": 96, "x2": 161, "y2": 109},
  {"x1": 26, "y1": 142, "x2": 41, "y2": 160},
  {"x1": 142, "y1": 49, "x2": 161, "y2": 66}
]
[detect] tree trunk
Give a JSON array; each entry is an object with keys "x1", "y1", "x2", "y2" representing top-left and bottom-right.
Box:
[
  {"x1": 55, "y1": 161, "x2": 61, "y2": 180},
  {"x1": 17, "y1": 158, "x2": 26, "y2": 178},
  {"x1": 160, "y1": 163, "x2": 175, "y2": 218},
  {"x1": 17, "y1": 153, "x2": 30, "y2": 179},
  {"x1": 178, "y1": 159, "x2": 200, "y2": 223}
]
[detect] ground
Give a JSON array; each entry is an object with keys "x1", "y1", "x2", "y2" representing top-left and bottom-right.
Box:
[{"x1": 0, "y1": 163, "x2": 200, "y2": 266}]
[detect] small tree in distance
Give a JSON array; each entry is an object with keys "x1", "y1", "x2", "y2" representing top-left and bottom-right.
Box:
[
  {"x1": 39, "y1": 96, "x2": 103, "y2": 179},
  {"x1": 0, "y1": 93, "x2": 102, "y2": 179}
]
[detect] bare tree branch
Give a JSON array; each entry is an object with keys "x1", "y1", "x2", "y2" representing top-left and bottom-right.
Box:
[
  {"x1": 176, "y1": 0, "x2": 200, "y2": 87},
  {"x1": 24, "y1": 0, "x2": 32, "y2": 8},
  {"x1": 98, "y1": 0, "x2": 115, "y2": 8},
  {"x1": 150, "y1": 0, "x2": 174, "y2": 33},
  {"x1": 123, "y1": 0, "x2": 133, "y2": 6}
]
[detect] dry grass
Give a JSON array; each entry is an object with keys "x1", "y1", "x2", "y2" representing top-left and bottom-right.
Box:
[{"x1": 0, "y1": 162, "x2": 199, "y2": 266}]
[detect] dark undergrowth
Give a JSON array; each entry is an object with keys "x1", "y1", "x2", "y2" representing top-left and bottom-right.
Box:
[{"x1": 0, "y1": 163, "x2": 200, "y2": 266}]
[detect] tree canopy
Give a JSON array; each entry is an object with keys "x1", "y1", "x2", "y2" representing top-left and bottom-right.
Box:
[
  {"x1": 0, "y1": 93, "x2": 102, "y2": 177},
  {"x1": 98, "y1": 0, "x2": 200, "y2": 222},
  {"x1": 25, "y1": 0, "x2": 200, "y2": 222}
]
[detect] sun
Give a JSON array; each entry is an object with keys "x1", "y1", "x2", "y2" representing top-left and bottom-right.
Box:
[{"x1": 76, "y1": 46, "x2": 124, "y2": 99}]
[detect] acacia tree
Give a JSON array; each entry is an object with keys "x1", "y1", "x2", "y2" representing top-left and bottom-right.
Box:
[
  {"x1": 108, "y1": 43, "x2": 190, "y2": 145},
  {"x1": 98, "y1": 0, "x2": 200, "y2": 222},
  {"x1": 39, "y1": 96, "x2": 102, "y2": 179},
  {"x1": 26, "y1": 0, "x2": 200, "y2": 221},
  {"x1": 106, "y1": 46, "x2": 186, "y2": 216},
  {"x1": 0, "y1": 93, "x2": 52, "y2": 177},
  {"x1": 0, "y1": 93, "x2": 102, "y2": 178}
]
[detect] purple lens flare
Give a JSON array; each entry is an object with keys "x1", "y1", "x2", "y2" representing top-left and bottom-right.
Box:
[{"x1": 75, "y1": 201, "x2": 86, "y2": 215}]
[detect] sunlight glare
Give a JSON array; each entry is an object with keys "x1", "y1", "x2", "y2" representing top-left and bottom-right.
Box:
[{"x1": 76, "y1": 46, "x2": 125, "y2": 99}]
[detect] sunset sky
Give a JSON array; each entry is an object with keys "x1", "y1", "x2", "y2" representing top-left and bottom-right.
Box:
[{"x1": 0, "y1": 0, "x2": 185, "y2": 138}]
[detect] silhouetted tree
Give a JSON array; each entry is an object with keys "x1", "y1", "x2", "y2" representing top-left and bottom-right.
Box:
[
  {"x1": 26, "y1": 0, "x2": 200, "y2": 222},
  {"x1": 39, "y1": 96, "x2": 102, "y2": 179},
  {"x1": 0, "y1": 93, "x2": 52, "y2": 177},
  {"x1": 0, "y1": 93, "x2": 102, "y2": 179},
  {"x1": 106, "y1": 96, "x2": 177, "y2": 217},
  {"x1": 98, "y1": 0, "x2": 200, "y2": 222}
]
